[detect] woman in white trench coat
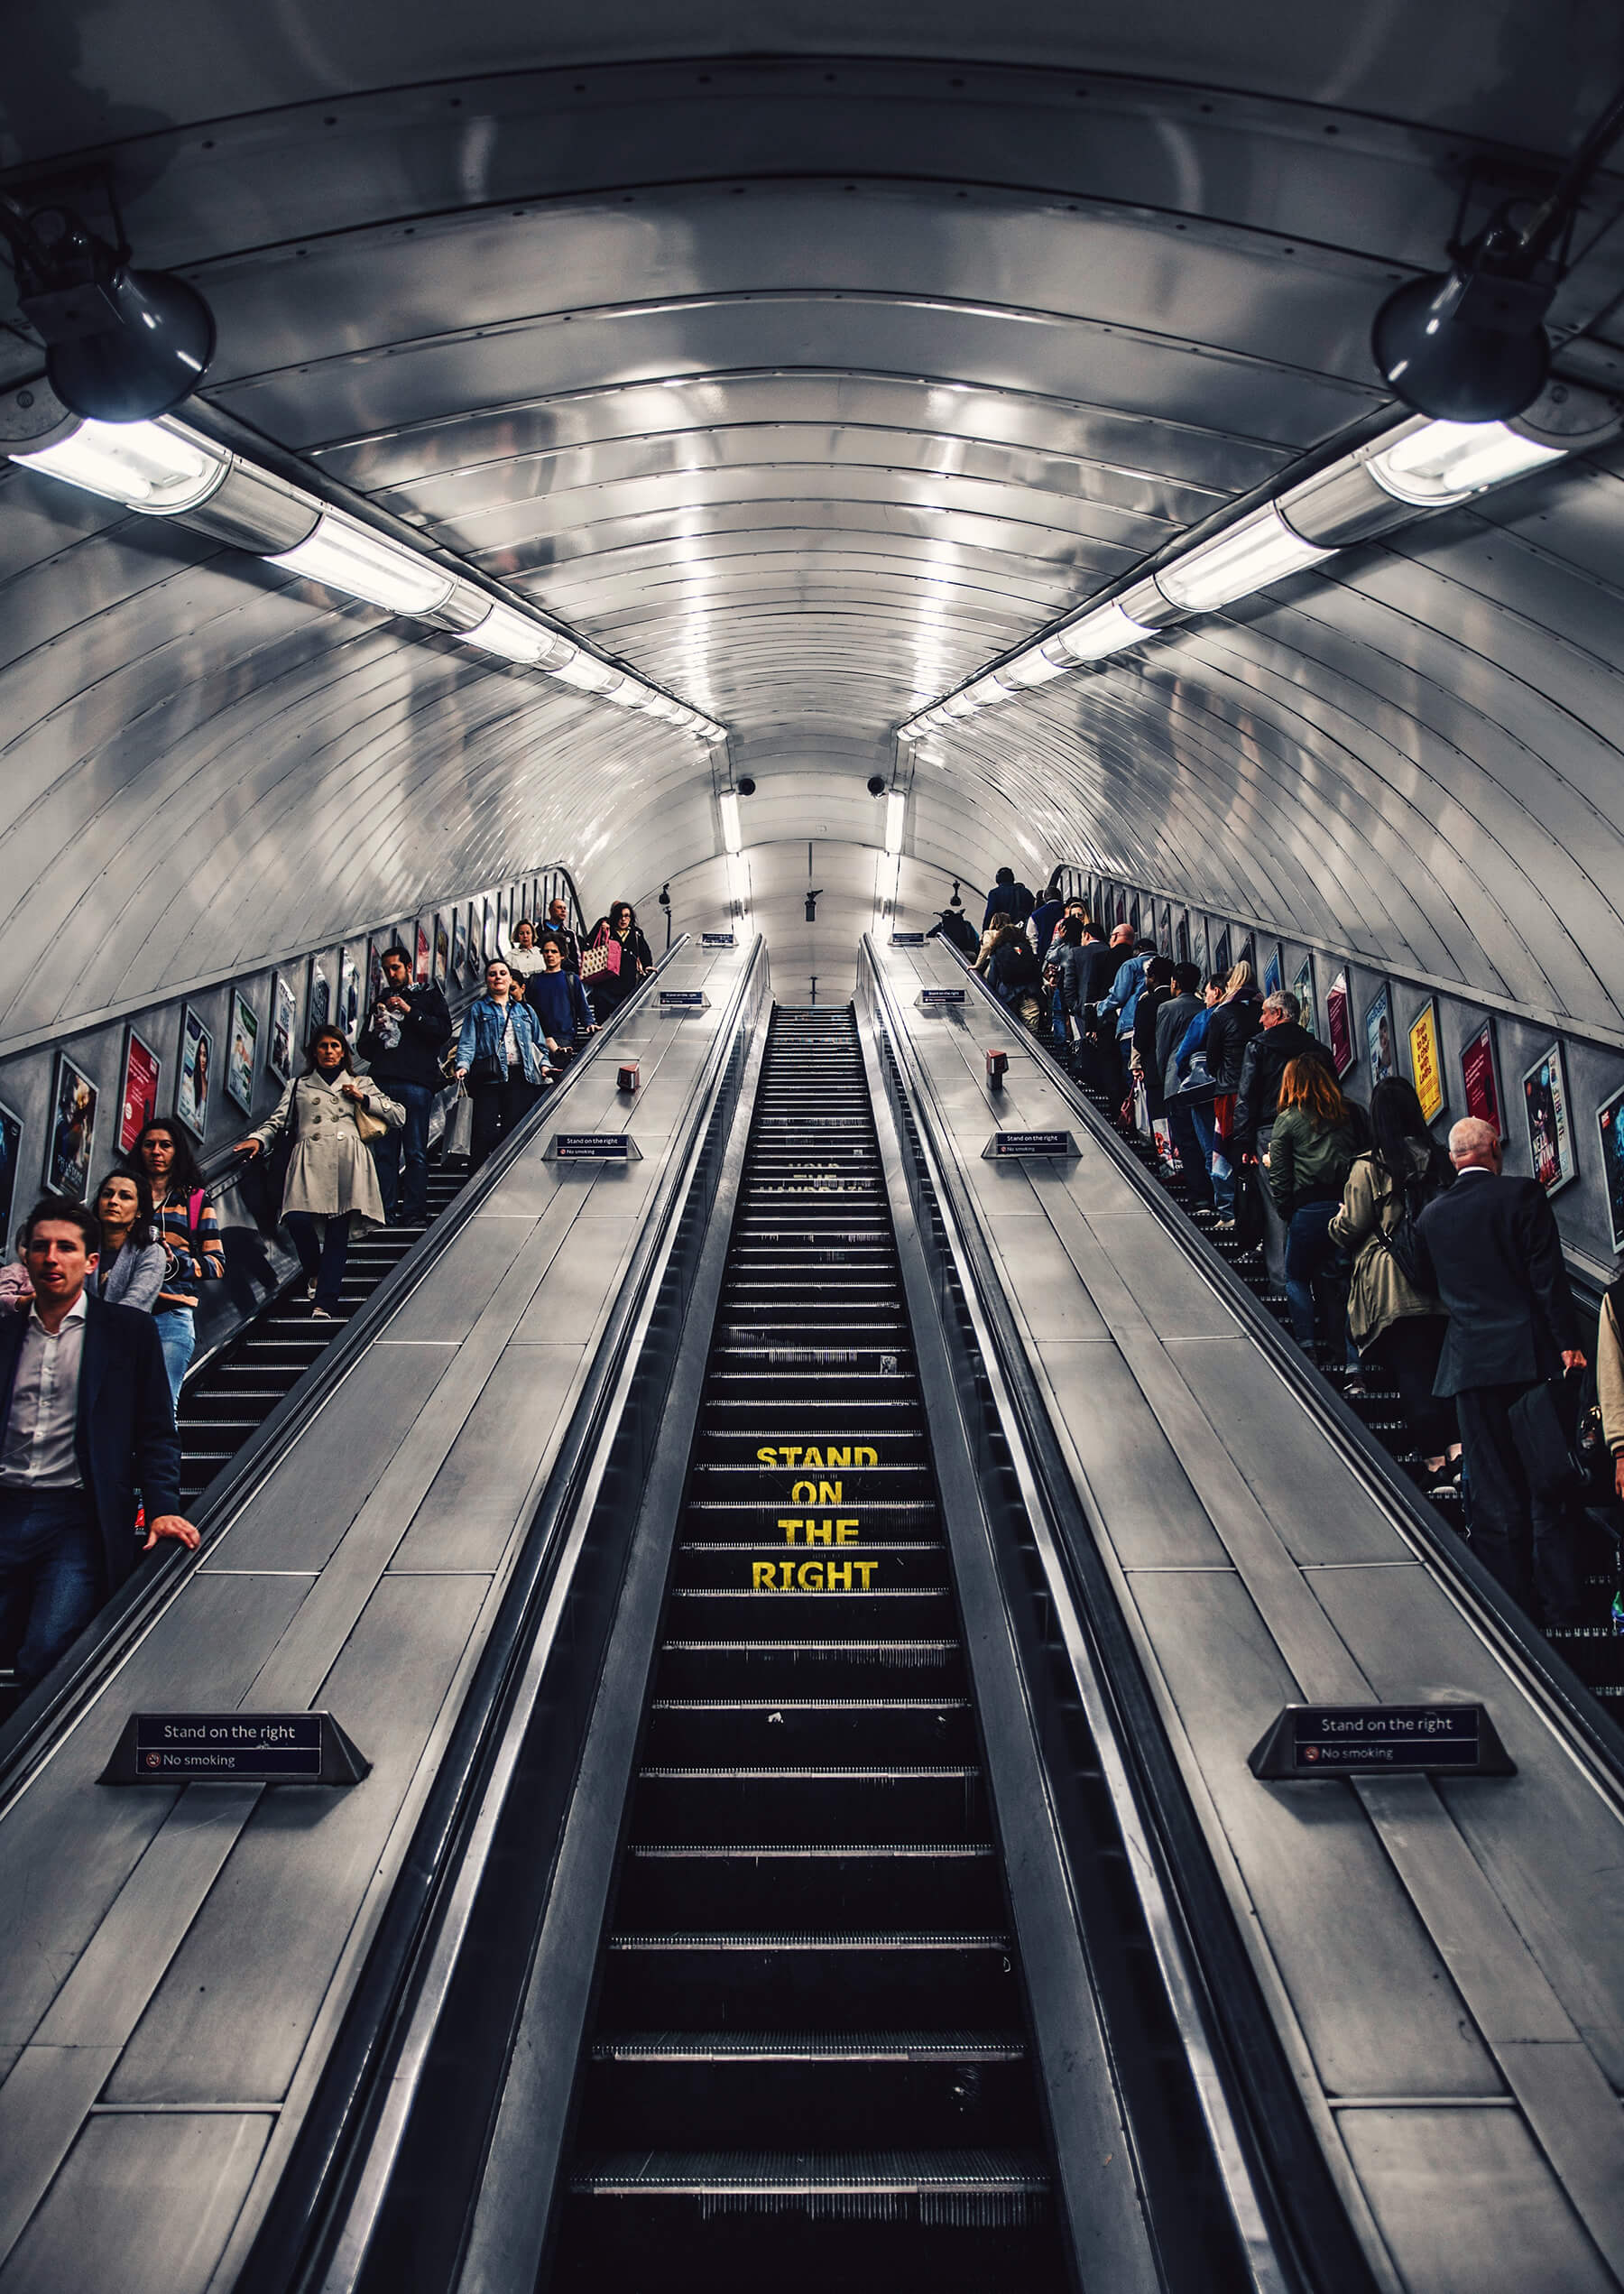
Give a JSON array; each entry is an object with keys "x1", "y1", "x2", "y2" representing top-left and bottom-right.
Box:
[{"x1": 236, "y1": 1026, "x2": 402, "y2": 1318}]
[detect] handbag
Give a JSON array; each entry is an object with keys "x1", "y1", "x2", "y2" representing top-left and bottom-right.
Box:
[
  {"x1": 444, "y1": 1082, "x2": 474, "y2": 1165},
  {"x1": 580, "y1": 932, "x2": 622, "y2": 983},
  {"x1": 353, "y1": 1099, "x2": 388, "y2": 1142},
  {"x1": 467, "y1": 1052, "x2": 503, "y2": 1089},
  {"x1": 1509, "y1": 1374, "x2": 1588, "y2": 1503}
]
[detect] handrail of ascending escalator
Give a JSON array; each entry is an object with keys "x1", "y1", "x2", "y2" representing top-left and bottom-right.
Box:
[
  {"x1": 232, "y1": 935, "x2": 770, "y2": 2294},
  {"x1": 858, "y1": 938, "x2": 1375, "y2": 2294},
  {"x1": 927, "y1": 932, "x2": 1624, "y2": 1814},
  {"x1": 0, "y1": 934, "x2": 706, "y2": 1804}
]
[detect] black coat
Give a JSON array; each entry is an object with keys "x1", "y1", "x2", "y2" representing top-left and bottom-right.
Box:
[
  {"x1": 1204, "y1": 987, "x2": 1264, "y2": 1091},
  {"x1": 0, "y1": 1294, "x2": 181, "y2": 1595},
  {"x1": 1413, "y1": 1171, "x2": 1579, "y2": 1396},
  {"x1": 356, "y1": 980, "x2": 452, "y2": 1092},
  {"x1": 927, "y1": 910, "x2": 981, "y2": 957},
  {"x1": 1232, "y1": 1021, "x2": 1333, "y2": 1150},
  {"x1": 983, "y1": 881, "x2": 1035, "y2": 930},
  {"x1": 1069, "y1": 938, "x2": 1119, "y2": 1009}
]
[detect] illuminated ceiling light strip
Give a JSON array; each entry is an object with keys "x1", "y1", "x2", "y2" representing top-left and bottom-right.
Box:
[
  {"x1": 8, "y1": 406, "x2": 724, "y2": 742},
  {"x1": 884, "y1": 788, "x2": 908, "y2": 856},
  {"x1": 718, "y1": 790, "x2": 743, "y2": 855},
  {"x1": 893, "y1": 392, "x2": 1616, "y2": 741}
]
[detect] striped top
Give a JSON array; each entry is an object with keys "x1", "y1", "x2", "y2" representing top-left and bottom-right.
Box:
[{"x1": 152, "y1": 1189, "x2": 225, "y2": 1311}]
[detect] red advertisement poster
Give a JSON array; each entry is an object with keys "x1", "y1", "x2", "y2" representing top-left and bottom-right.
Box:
[
  {"x1": 1461, "y1": 1021, "x2": 1501, "y2": 1136},
  {"x1": 1325, "y1": 971, "x2": 1353, "y2": 1078},
  {"x1": 119, "y1": 1029, "x2": 161, "y2": 1153}
]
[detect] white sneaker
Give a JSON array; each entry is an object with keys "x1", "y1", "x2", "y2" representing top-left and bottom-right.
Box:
[{"x1": 302, "y1": 1277, "x2": 318, "y2": 1300}]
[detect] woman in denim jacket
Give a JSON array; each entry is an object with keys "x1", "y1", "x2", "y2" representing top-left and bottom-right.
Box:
[{"x1": 456, "y1": 957, "x2": 556, "y2": 1170}]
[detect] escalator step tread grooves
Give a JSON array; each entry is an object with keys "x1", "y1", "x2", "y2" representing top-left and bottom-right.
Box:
[{"x1": 552, "y1": 1005, "x2": 1066, "y2": 2291}]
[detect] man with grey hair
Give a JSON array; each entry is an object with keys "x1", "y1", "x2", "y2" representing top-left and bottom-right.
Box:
[
  {"x1": 1233, "y1": 985, "x2": 1335, "y2": 1273},
  {"x1": 1413, "y1": 1117, "x2": 1586, "y2": 1623}
]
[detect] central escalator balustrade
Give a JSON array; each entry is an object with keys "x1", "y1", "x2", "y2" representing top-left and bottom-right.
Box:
[{"x1": 557, "y1": 1006, "x2": 1066, "y2": 2290}]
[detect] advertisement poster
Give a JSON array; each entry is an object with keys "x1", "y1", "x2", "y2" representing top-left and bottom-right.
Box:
[
  {"x1": 1213, "y1": 928, "x2": 1232, "y2": 976},
  {"x1": 1325, "y1": 970, "x2": 1353, "y2": 1078},
  {"x1": 1407, "y1": 999, "x2": 1445, "y2": 1125},
  {"x1": 1263, "y1": 945, "x2": 1283, "y2": 999},
  {"x1": 175, "y1": 1006, "x2": 213, "y2": 1140},
  {"x1": 434, "y1": 911, "x2": 450, "y2": 985},
  {"x1": 226, "y1": 989, "x2": 259, "y2": 1114},
  {"x1": 1158, "y1": 903, "x2": 1173, "y2": 957},
  {"x1": 414, "y1": 920, "x2": 431, "y2": 984},
  {"x1": 1522, "y1": 1041, "x2": 1576, "y2": 1196},
  {"x1": 0, "y1": 1099, "x2": 22, "y2": 1246},
  {"x1": 483, "y1": 897, "x2": 496, "y2": 969},
  {"x1": 309, "y1": 957, "x2": 331, "y2": 1034},
  {"x1": 1365, "y1": 983, "x2": 1396, "y2": 1089},
  {"x1": 1293, "y1": 953, "x2": 1316, "y2": 1038},
  {"x1": 452, "y1": 907, "x2": 468, "y2": 979},
  {"x1": 45, "y1": 1054, "x2": 97, "y2": 1202},
  {"x1": 269, "y1": 973, "x2": 298, "y2": 1083},
  {"x1": 118, "y1": 1029, "x2": 161, "y2": 1154},
  {"x1": 366, "y1": 939, "x2": 386, "y2": 1010},
  {"x1": 1461, "y1": 1020, "x2": 1501, "y2": 1136},
  {"x1": 1598, "y1": 1085, "x2": 1624, "y2": 1253}
]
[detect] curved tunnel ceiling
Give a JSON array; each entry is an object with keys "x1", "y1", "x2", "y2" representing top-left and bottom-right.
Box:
[{"x1": 4, "y1": 5, "x2": 1624, "y2": 1027}]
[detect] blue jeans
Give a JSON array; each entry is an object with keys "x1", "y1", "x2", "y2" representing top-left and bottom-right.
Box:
[
  {"x1": 1284, "y1": 1199, "x2": 1343, "y2": 1353},
  {"x1": 0, "y1": 1487, "x2": 104, "y2": 1689},
  {"x1": 285, "y1": 1212, "x2": 351, "y2": 1313},
  {"x1": 152, "y1": 1306, "x2": 195, "y2": 1412},
  {"x1": 1190, "y1": 1105, "x2": 1234, "y2": 1217},
  {"x1": 371, "y1": 1081, "x2": 434, "y2": 1226}
]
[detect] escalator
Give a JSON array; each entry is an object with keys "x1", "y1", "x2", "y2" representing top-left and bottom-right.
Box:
[{"x1": 554, "y1": 1005, "x2": 1066, "y2": 2289}]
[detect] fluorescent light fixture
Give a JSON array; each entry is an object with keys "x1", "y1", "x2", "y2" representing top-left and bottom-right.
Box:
[
  {"x1": 461, "y1": 601, "x2": 560, "y2": 664},
  {"x1": 719, "y1": 790, "x2": 743, "y2": 854},
  {"x1": 999, "y1": 648, "x2": 1067, "y2": 689},
  {"x1": 1048, "y1": 600, "x2": 1157, "y2": 663},
  {"x1": 1366, "y1": 418, "x2": 1565, "y2": 507},
  {"x1": 726, "y1": 850, "x2": 750, "y2": 917},
  {"x1": 1153, "y1": 504, "x2": 1333, "y2": 612},
  {"x1": 269, "y1": 509, "x2": 457, "y2": 615},
  {"x1": 14, "y1": 416, "x2": 229, "y2": 513},
  {"x1": 700, "y1": 722, "x2": 728, "y2": 744},
  {"x1": 884, "y1": 789, "x2": 908, "y2": 856},
  {"x1": 547, "y1": 651, "x2": 623, "y2": 693},
  {"x1": 939, "y1": 691, "x2": 978, "y2": 720},
  {"x1": 964, "y1": 672, "x2": 1011, "y2": 708}
]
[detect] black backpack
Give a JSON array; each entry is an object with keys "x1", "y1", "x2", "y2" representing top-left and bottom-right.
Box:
[{"x1": 1374, "y1": 1144, "x2": 1452, "y2": 1289}]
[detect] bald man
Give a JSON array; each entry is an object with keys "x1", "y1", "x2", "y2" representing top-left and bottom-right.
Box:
[{"x1": 1412, "y1": 1118, "x2": 1585, "y2": 1623}]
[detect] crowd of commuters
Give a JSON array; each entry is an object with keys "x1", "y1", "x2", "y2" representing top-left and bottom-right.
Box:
[
  {"x1": 946, "y1": 866, "x2": 1611, "y2": 1635},
  {"x1": 0, "y1": 894, "x2": 652, "y2": 1709}
]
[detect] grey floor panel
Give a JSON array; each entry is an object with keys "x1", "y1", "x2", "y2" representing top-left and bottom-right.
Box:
[
  {"x1": 390, "y1": 1340, "x2": 584, "y2": 1570},
  {"x1": 374, "y1": 1210, "x2": 544, "y2": 1343},
  {"x1": 512, "y1": 1211, "x2": 638, "y2": 1338},
  {"x1": 1336, "y1": 2105, "x2": 1615, "y2": 2294},
  {"x1": 104, "y1": 1572, "x2": 488, "y2": 2104},
  {"x1": 0, "y1": 2109, "x2": 272, "y2": 2294},
  {"x1": 1038, "y1": 1341, "x2": 1232, "y2": 1568},
  {"x1": 0, "y1": 1572, "x2": 313, "y2": 2053},
  {"x1": 1062, "y1": 1210, "x2": 1249, "y2": 1343},
  {"x1": 1124, "y1": 1568, "x2": 1504, "y2": 2098}
]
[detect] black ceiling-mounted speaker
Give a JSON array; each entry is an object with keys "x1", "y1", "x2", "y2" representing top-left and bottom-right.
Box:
[
  {"x1": 5, "y1": 203, "x2": 217, "y2": 421},
  {"x1": 1370, "y1": 227, "x2": 1552, "y2": 423},
  {"x1": 867, "y1": 775, "x2": 887, "y2": 795},
  {"x1": 735, "y1": 776, "x2": 756, "y2": 797}
]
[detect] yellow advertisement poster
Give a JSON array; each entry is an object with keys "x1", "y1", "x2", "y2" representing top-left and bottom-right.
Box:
[{"x1": 1408, "y1": 999, "x2": 1445, "y2": 1124}]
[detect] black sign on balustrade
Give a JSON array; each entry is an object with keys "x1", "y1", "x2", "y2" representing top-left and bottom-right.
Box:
[
  {"x1": 1248, "y1": 1703, "x2": 1514, "y2": 1779},
  {"x1": 101, "y1": 1712, "x2": 370, "y2": 1786},
  {"x1": 549, "y1": 1133, "x2": 642, "y2": 1161},
  {"x1": 919, "y1": 987, "x2": 966, "y2": 1007},
  {"x1": 701, "y1": 932, "x2": 736, "y2": 947},
  {"x1": 983, "y1": 1130, "x2": 1077, "y2": 1160}
]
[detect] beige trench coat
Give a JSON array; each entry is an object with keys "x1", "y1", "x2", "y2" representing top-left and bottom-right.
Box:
[
  {"x1": 251, "y1": 1070, "x2": 402, "y2": 1229},
  {"x1": 1327, "y1": 1142, "x2": 1444, "y2": 1351}
]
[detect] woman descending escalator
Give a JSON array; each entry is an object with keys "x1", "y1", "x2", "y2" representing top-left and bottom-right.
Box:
[
  {"x1": 121, "y1": 1119, "x2": 226, "y2": 1407},
  {"x1": 455, "y1": 957, "x2": 555, "y2": 1172},
  {"x1": 581, "y1": 899, "x2": 653, "y2": 1026},
  {"x1": 235, "y1": 1028, "x2": 403, "y2": 1319}
]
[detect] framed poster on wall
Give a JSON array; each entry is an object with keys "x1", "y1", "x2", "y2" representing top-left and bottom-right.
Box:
[
  {"x1": 1213, "y1": 928, "x2": 1232, "y2": 976},
  {"x1": 226, "y1": 989, "x2": 259, "y2": 1114},
  {"x1": 1522, "y1": 1041, "x2": 1576, "y2": 1195},
  {"x1": 45, "y1": 1052, "x2": 97, "y2": 1202},
  {"x1": 414, "y1": 919, "x2": 431, "y2": 984},
  {"x1": 1293, "y1": 953, "x2": 1316, "y2": 1038},
  {"x1": 1262, "y1": 945, "x2": 1283, "y2": 999},
  {"x1": 1407, "y1": 998, "x2": 1445, "y2": 1124},
  {"x1": 340, "y1": 951, "x2": 360, "y2": 1041},
  {"x1": 366, "y1": 938, "x2": 386, "y2": 1011},
  {"x1": 0, "y1": 1097, "x2": 22, "y2": 1248},
  {"x1": 1158, "y1": 903, "x2": 1173, "y2": 957},
  {"x1": 1175, "y1": 911, "x2": 1191, "y2": 965},
  {"x1": 118, "y1": 1028, "x2": 161, "y2": 1154},
  {"x1": 1365, "y1": 983, "x2": 1397, "y2": 1089},
  {"x1": 1597, "y1": 1084, "x2": 1624, "y2": 1253},
  {"x1": 451, "y1": 907, "x2": 468, "y2": 980},
  {"x1": 433, "y1": 911, "x2": 450, "y2": 985},
  {"x1": 1325, "y1": 971, "x2": 1354, "y2": 1078},
  {"x1": 1460, "y1": 1020, "x2": 1501, "y2": 1136},
  {"x1": 175, "y1": 1006, "x2": 212, "y2": 1142},
  {"x1": 269, "y1": 973, "x2": 298, "y2": 1084},
  {"x1": 309, "y1": 957, "x2": 331, "y2": 1034}
]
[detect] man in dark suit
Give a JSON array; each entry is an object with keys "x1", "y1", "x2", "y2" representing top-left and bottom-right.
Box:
[
  {"x1": 1413, "y1": 1119, "x2": 1586, "y2": 1623},
  {"x1": 0, "y1": 1197, "x2": 198, "y2": 1703}
]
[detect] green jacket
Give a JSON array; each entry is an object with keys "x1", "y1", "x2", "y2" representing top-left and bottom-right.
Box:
[{"x1": 1265, "y1": 1105, "x2": 1361, "y2": 1222}]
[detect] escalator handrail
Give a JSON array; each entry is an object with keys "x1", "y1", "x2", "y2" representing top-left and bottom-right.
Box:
[
  {"x1": 928, "y1": 934, "x2": 1624, "y2": 1809},
  {"x1": 231, "y1": 935, "x2": 770, "y2": 2294},
  {"x1": 0, "y1": 933, "x2": 700, "y2": 1804},
  {"x1": 860, "y1": 938, "x2": 1375, "y2": 2294}
]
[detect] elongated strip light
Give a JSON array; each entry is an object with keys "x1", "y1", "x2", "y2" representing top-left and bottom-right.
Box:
[
  {"x1": 7, "y1": 411, "x2": 726, "y2": 741},
  {"x1": 895, "y1": 394, "x2": 1612, "y2": 741}
]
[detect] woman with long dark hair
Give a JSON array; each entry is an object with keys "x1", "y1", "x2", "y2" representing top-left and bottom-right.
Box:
[
  {"x1": 582, "y1": 899, "x2": 653, "y2": 1024},
  {"x1": 123, "y1": 1118, "x2": 225, "y2": 1406},
  {"x1": 1331, "y1": 1077, "x2": 1461, "y2": 1480},
  {"x1": 1266, "y1": 1058, "x2": 1362, "y2": 1357},
  {"x1": 89, "y1": 1170, "x2": 166, "y2": 1310},
  {"x1": 237, "y1": 1026, "x2": 402, "y2": 1318}
]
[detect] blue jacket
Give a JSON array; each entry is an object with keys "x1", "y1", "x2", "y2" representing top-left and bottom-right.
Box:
[
  {"x1": 1099, "y1": 954, "x2": 1149, "y2": 1039},
  {"x1": 526, "y1": 967, "x2": 595, "y2": 1044},
  {"x1": 1174, "y1": 1005, "x2": 1212, "y2": 1078},
  {"x1": 1029, "y1": 898, "x2": 1064, "y2": 956},
  {"x1": 457, "y1": 996, "x2": 551, "y2": 1087}
]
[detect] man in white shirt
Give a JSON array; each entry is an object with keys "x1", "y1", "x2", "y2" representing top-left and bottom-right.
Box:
[{"x1": 0, "y1": 1198, "x2": 197, "y2": 1706}]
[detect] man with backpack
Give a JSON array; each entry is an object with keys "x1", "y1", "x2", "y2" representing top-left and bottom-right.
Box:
[{"x1": 982, "y1": 866, "x2": 1035, "y2": 932}]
